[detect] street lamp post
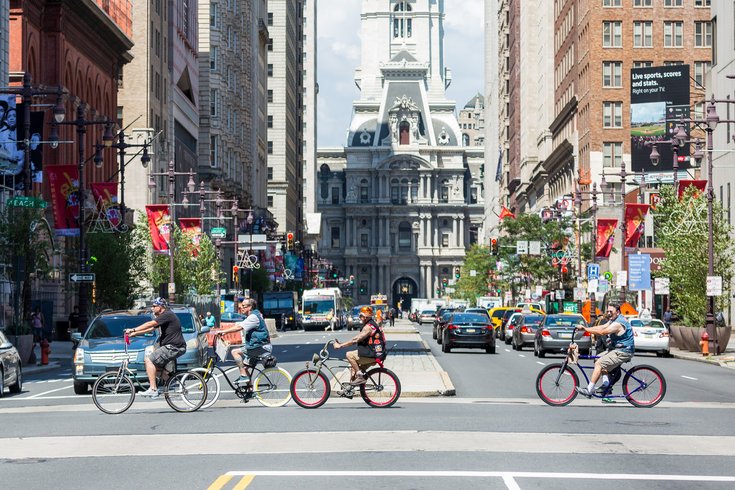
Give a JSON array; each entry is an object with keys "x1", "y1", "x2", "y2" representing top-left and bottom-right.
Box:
[
  {"x1": 148, "y1": 160, "x2": 196, "y2": 303},
  {"x1": 574, "y1": 182, "x2": 600, "y2": 320},
  {"x1": 704, "y1": 98, "x2": 721, "y2": 353}
]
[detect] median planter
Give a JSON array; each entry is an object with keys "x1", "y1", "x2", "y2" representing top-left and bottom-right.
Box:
[{"x1": 10, "y1": 333, "x2": 34, "y2": 365}]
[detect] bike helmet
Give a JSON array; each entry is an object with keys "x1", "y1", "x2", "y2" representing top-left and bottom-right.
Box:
[
  {"x1": 359, "y1": 306, "x2": 374, "y2": 318},
  {"x1": 152, "y1": 297, "x2": 168, "y2": 308}
]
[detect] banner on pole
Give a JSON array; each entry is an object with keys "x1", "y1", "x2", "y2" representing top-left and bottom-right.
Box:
[
  {"x1": 596, "y1": 219, "x2": 617, "y2": 258},
  {"x1": 47, "y1": 164, "x2": 80, "y2": 236},
  {"x1": 179, "y1": 218, "x2": 202, "y2": 257},
  {"x1": 145, "y1": 205, "x2": 171, "y2": 253}
]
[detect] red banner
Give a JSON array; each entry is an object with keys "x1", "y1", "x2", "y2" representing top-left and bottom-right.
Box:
[
  {"x1": 145, "y1": 205, "x2": 171, "y2": 253},
  {"x1": 596, "y1": 219, "x2": 617, "y2": 258},
  {"x1": 47, "y1": 165, "x2": 80, "y2": 236},
  {"x1": 499, "y1": 206, "x2": 516, "y2": 220},
  {"x1": 91, "y1": 182, "x2": 122, "y2": 228},
  {"x1": 179, "y1": 218, "x2": 202, "y2": 257},
  {"x1": 625, "y1": 204, "x2": 650, "y2": 248},
  {"x1": 677, "y1": 179, "x2": 707, "y2": 199}
]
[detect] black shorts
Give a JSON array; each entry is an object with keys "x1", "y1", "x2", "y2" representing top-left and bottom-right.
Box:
[{"x1": 148, "y1": 344, "x2": 186, "y2": 371}]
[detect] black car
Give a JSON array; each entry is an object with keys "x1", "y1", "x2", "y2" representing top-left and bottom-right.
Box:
[
  {"x1": 440, "y1": 312, "x2": 496, "y2": 354},
  {"x1": 434, "y1": 310, "x2": 457, "y2": 344}
]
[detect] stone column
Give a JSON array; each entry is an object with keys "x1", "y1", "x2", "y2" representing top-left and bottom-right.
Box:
[
  {"x1": 433, "y1": 217, "x2": 439, "y2": 248},
  {"x1": 460, "y1": 217, "x2": 466, "y2": 248},
  {"x1": 453, "y1": 216, "x2": 459, "y2": 247}
]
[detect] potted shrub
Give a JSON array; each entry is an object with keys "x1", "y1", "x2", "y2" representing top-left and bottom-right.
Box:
[{"x1": 6, "y1": 322, "x2": 34, "y2": 366}]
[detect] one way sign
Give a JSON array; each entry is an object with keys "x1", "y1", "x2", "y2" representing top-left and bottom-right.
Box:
[{"x1": 69, "y1": 273, "x2": 95, "y2": 282}]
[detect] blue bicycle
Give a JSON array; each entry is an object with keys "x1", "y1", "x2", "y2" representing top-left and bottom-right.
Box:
[{"x1": 535, "y1": 328, "x2": 667, "y2": 408}]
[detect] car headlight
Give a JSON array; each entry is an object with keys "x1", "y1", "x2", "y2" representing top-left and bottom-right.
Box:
[{"x1": 74, "y1": 347, "x2": 85, "y2": 364}]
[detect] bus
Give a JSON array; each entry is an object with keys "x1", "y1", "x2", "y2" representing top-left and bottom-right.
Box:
[{"x1": 301, "y1": 288, "x2": 344, "y2": 331}]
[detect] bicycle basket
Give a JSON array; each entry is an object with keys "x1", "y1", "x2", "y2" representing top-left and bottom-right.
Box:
[{"x1": 263, "y1": 354, "x2": 278, "y2": 368}]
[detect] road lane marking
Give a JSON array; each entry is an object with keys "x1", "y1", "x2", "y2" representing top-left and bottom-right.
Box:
[
  {"x1": 502, "y1": 475, "x2": 521, "y2": 490},
  {"x1": 536, "y1": 361, "x2": 545, "y2": 366},
  {"x1": 518, "y1": 354, "x2": 526, "y2": 358},
  {"x1": 232, "y1": 475, "x2": 255, "y2": 489},
  {"x1": 504, "y1": 349, "x2": 510, "y2": 352},
  {"x1": 206, "y1": 474, "x2": 233, "y2": 490},
  {"x1": 681, "y1": 375, "x2": 698, "y2": 381},
  {"x1": 25, "y1": 384, "x2": 73, "y2": 399}
]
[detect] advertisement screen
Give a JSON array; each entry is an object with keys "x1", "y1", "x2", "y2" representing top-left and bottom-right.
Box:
[{"x1": 630, "y1": 65, "x2": 691, "y2": 173}]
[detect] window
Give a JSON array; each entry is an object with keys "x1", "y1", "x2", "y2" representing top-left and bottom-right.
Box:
[
  {"x1": 267, "y1": 167, "x2": 273, "y2": 180},
  {"x1": 695, "y1": 0, "x2": 710, "y2": 6},
  {"x1": 602, "y1": 21, "x2": 622, "y2": 48},
  {"x1": 602, "y1": 61, "x2": 623, "y2": 87},
  {"x1": 607, "y1": 182, "x2": 623, "y2": 205},
  {"x1": 267, "y1": 141, "x2": 273, "y2": 154},
  {"x1": 267, "y1": 64, "x2": 273, "y2": 76},
  {"x1": 393, "y1": 1, "x2": 412, "y2": 38},
  {"x1": 331, "y1": 227, "x2": 340, "y2": 248},
  {"x1": 664, "y1": 61, "x2": 684, "y2": 66},
  {"x1": 441, "y1": 234, "x2": 450, "y2": 247},
  {"x1": 267, "y1": 115, "x2": 273, "y2": 128},
  {"x1": 267, "y1": 12, "x2": 273, "y2": 25},
  {"x1": 603, "y1": 102, "x2": 623, "y2": 128},
  {"x1": 603, "y1": 142, "x2": 623, "y2": 168},
  {"x1": 210, "y1": 136, "x2": 218, "y2": 167},
  {"x1": 210, "y1": 89, "x2": 218, "y2": 116},
  {"x1": 210, "y1": 47, "x2": 217, "y2": 71},
  {"x1": 267, "y1": 195, "x2": 273, "y2": 207},
  {"x1": 603, "y1": 0, "x2": 621, "y2": 5},
  {"x1": 360, "y1": 234, "x2": 368, "y2": 248},
  {"x1": 695, "y1": 22, "x2": 712, "y2": 47},
  {"x1": 440, "y1": 179, "x2": 450, "y2": 203},
  {"x1": 398, "y1": 222, "x2": 412, "y2": 250},
  {"x1": 359, "y1": 179, "x2": 369, "y2": 203},
  {"x1": 694, "y1": 61, "x2": 711, "y2": 89},
  {"x1": 331, "y1": 187, "x2": 340, "y2": 204},
  {"x1": 633, "y1": 61, "x2": 653, "y2": 69},
  {"x1": 633, "y1": 0, "x2": 652, "y2": 6},
  {"x1": 267, "y1": 90, "x2": 273, "y2": 103},
  {"x1": 267, "y1": 38, "x2": 273, "y2": 51},
  {"x1": 664, "y1": 0, "x2": 683, "y2": 6},
  {"x1": 210, "y1": 3, "x2": 217, "y2": 27},
  {"x1": 633, "y1": 21, "x2": 653, "y2": 48},
  {"x1": 664, "y1": 22, "x2": 683, "y2": 47}
]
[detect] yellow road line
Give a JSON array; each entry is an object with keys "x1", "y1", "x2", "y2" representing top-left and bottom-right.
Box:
[
  {"x1": 206, "y1": 475, "x2": 233, "y2": 490},
  {"x1": 232, "y1": 474, "x2": 255, "y2": 490}
]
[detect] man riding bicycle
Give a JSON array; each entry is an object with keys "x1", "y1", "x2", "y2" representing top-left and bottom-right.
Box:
[
  {"x1": 577, "y1": 302, "x2": 635, "y2": 398},
  {"x1": 334, "y1": 306, "x2": 386, "y2": 386},
  {"x1": 125, "y1": 297, "x2": 187, "y2": 399},
  {"x1": 216, "y1": 298, "x2": 272, "y2": 386}
]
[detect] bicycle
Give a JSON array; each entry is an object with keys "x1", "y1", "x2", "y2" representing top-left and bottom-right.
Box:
[
  {"x1": 91, "y1": 334, "x2": 208, "y2": 414},
  {"x1": 290, "y1": 340, "x2": 401, "y2": 409},
  {"x1": 535, "y1": 328, "x2": 667, "y2": 408},
  {"x1": 191, "y1": 338, "x2": 291, "y2": 408}
]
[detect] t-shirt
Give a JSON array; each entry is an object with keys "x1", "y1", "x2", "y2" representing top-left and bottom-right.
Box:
[{"x1": 154, "y1": 309, "x2": 186, "y2": 349}]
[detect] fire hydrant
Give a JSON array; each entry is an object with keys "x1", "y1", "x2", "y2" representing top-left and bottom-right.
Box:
[
  {"x1": 40, "y1": 338, "x2": 51, "y2": 365},
  {"x1": 700, "y1": 331, "x2": 710, "y2": 357}
]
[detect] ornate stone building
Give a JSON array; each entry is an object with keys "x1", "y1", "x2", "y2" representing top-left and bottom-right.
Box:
[{"x1": 316, "y1": 0, "x2": 485, "y2": 309}]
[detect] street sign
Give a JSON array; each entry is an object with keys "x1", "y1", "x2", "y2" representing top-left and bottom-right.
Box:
[
  {"x1": 69, "y1": 273, "x2": 95, "y2": 282},
  {"x1": 654, "y1": 277, "x2": 670, "y2": 295},
  {"x1": 628, "y1": 254, "x2": 651, "y2": 291},
  {"x1": 556, "y1": 289, "x2": 566, "y2": 300},
  {"x1": 529, "y1": 241, "x2": 542, "y2": 255},
  {"x1": 210, "y1": 227, "x2": 227, "y2": 238},
  {"x1": 587, "y1": 279, "x2": 599, "y2": 294},
  {"x1": 516, "y1": 240, "x2": 528, "y2": 255},
  {"x1": 7, "y1": 196, "x2": 47, "y2": 209},
  {"x1": 573, "y1": 288, "x2": 585, "y2": 301},
  {"x1": 603, "y1": 271, "x2": 613, "y2": 281},
  {"x1": 469, "y1": 269, "x2": 477, "y2": 277},
  {"x1": 587, "y1": 263, "x2": 600, "y2": 281},
  {"x1": 563, "y1": 301, "x2": 578, "y2": 313},
  {"x1": 616, "y1": 271, "x2": 627, "y2": 288},
  {"x1": 598, "y1": 279, "x2": 609, "y2": 293},
  {"x1": 707, "y1": 276, "x2": 722, "y2": 297},
  {"x1": 445, "y1": 287, "x2": 455, "y2": 293}
]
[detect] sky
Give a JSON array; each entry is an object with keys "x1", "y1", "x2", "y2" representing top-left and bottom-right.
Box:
[{"x1": 316, "y1": 0, "x2": 485, "y2": 147}]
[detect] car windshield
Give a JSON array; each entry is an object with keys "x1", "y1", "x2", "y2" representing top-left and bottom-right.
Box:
[
  {"x1": 451, "y1": 313, "x2": 488, "y2": 324},
  {"x1": 523, "y1": 315, "x2": 544, "y2": 325},
  {"x1": 545, "y1": 315, "x2": 586, "y2": 329},
  {"x1": 303, "y1": 298, "x2": 335, "y2": 314},
  {"x1": 422, "y1": 310, "x2": 435, "y2": 315},
  {"x1": 632, "y1": 319, "x2": 665, "y2": 329},
  {"x1": 351, "y1": 307, "x2": 362, "y2": 316},
  {"x1": 491, "y1": 310, "x2": 506, "y2": 319},
  {"x1": 85, "y1": 311, "x2": 195, "y2": 339}
]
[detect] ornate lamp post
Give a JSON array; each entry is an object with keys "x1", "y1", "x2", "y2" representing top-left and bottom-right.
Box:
[
  {"x1": 704, "y1": 97, "x2": 720, "y2": 353},
  {"x1": 574, "y1": 181, "x2": 600, "y2": 320}
]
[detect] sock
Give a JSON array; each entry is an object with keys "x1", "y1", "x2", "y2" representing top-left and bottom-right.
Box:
[
  {"x1": 601, "y1": 375, "x2": 610, "y2": 387},
  {"x1": 587, "y1": 382, "x2": 595, "y2": 392}
]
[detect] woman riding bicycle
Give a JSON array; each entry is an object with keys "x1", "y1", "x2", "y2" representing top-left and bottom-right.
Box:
[
  {"x1": 333, "y1": 306, "x2": 386, "y2": 386},
  {"x1": 577, "y1": 302, "x2": 635, "y2": 398}
]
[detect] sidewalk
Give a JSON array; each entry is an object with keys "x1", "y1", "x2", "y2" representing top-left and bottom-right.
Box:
[
  {"x1": 670, "y1": 332, "x2": 735, "y2": 370},
  {"x1": 22, "y1": 340, "x2": 74, "y2": 376}
]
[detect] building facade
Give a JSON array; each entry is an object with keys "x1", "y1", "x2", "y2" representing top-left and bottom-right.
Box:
[
  {"x1": 266, "y1": 0, "x2": 304, "y2": 237},
  {"x1": 316, "y1": 0, "x2": 485, "y2": 309},
  {"x1": 0, "y1": 0, "x2": 8, "y2": 85},
  {"x1": 302, "y1": 0, "x2": 318, "y2": 225},
  {"x1": 458, "y1": 93, "x2": 485, "y2": 147}
]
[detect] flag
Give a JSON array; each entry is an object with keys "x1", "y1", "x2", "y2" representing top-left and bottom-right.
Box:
[
  {"x1": 145, "y1": 205, "x2": 171, "y2": 253},
  {"x1": 495, "y1": 145, "x2": 503, "y2": 182},
  {"x1": 91, "y1": 182, "x2": 122, "y2": 228},
  {"x1": 625, "y1": 204, "x2": 650, "y2": 248},
  {"x1": 499, "y1": 206, "x2": 515, "y2": 220},
  {"x1": 47, "y1": 164, "x2": 80, "y2": 236},
  {"x1": 179, "y1": 218, "x2": 202, "y2": 257},
  {"x1": 596, "y1": 219, "x2": 617, "y2": 258},
  {"x1": 677, "y1": 179, "x2": 707, "y2": 199}
]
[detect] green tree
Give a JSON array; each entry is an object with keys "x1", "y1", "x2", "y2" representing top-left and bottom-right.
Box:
[
  {"x1": 456, "y1": 245, "x2": 495, "y2": 304},
  {"x1": 86, "y1": 230, "x2": 148, "y2": 310},
  {"x1": 653, "y1": 184, "x2": 734, "y2": 327}
]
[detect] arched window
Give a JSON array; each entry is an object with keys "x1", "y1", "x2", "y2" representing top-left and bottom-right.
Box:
[
  {"x1": 393, "y1": 2, "x2": 413, "y2": 39},
  {"x1": 320, "y1": 164, "x2": 330, "y2": 200},
  {"x1": 399, "y1": 121, "x2": 410, "y2": 144},
  {"x1": 359, "y1": 178, "x2": 369, "y2": 203},
  {"x1": 462, "y1": 133, "x2": 470, "y2": 146},
  {"x1": 398, "y1": 222, "x2": 412, "y2": 250}
]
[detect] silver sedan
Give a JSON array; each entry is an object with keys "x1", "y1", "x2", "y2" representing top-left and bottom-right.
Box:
[
  {"x1": 0, "y1": 330, "x2": 23, "y2": 397},
  {"x1": 533, "y1": 314, "x2": 591, "y2": 358}
]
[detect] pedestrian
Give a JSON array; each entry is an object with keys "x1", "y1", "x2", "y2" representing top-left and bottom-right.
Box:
[
  {"x1": 31, "y1": 308, "x2": 44, "y2": 342},
  {"x1": 663, "y1": 308, "x2": 672, "y2": 331},
  {"x1": 325, "y1": 308, "x2": 335, "y2": 331},
  {"x1": 388, "y1": 307, "x2": 396, "y2": 327},
  {"x1": 205, "y1": 311, "x2": 216, "y2": 328}
]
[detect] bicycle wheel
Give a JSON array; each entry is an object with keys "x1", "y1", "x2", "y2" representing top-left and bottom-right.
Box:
[
  {"x1": 254, "y1": 367, "x2": 293, "y2": 407},
  {"x1": 165, "y1": 371, "x2": 207, "y2": 413},
  {"x1": 191, "y1": 367, "x2": 221, "y2": 409},
  {"x1": 623, "y1": 365, "x2": 666, "y2": 408},
  {"x1": 360, "y1": 367, "x2": 401, "y2": 408},
  {"x1": 92, "y1": 372, "x2": 135, "y2": 414},
  {"x1": 536, "y1": 363, "x2": 579, "y2": 406},
  {"x1": 290, "y1": 369, "x2": 330, "y2": 409}
]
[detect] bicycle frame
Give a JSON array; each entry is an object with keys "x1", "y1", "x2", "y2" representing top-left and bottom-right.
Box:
[
  {"x1": 199, "y1": 353, "x2": 277, "y2": 400},
  {"x1": 105, "y1": 334, "x2": 180, "y2": 391}
]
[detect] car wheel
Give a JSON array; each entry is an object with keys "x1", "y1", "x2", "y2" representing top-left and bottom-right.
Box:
[
  {"x1": 0, "y1": 368, "x2": 4, "y2": 398},
  {"x1": 441, "y1": 333, "x2": 451, "y2": 353},
  {"x1": 533, "y1": 343, "x2": 539, "y2": 356},
  {"x1": 73, "y1": 381, "x2": 89, "y2": 395},
  {"x1": 485, "y1": 342, "x2": 496, "y2": 354},
  {"x1": 432, "y1": 327, "x2": 437, "y2": 340},
  {"x1": 538, "y1": 349, "x2": 546, "y2": 358},
  {"x1": 437, "y1": 330, "x2": 443, "y2": 345},
  {"x1": 663, "y1": 350, "x2": 671, "y2": 358},
  {"x1": 504, "y1": 335, "x2": 512, "y2": 345},
  {"x1": 516, "y1": 342, "x2": 523, "y2": 352},
  {"x1": 8, "y1": 366, "x2": 22, "y2": 394}
]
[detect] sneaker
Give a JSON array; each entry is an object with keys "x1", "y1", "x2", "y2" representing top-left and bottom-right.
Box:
[
  {"x1": 601, "y1": 397, "x2": 616, "y2": 404},
  {"x1": 236, "y1": 376, "x2": 250, "y2": 385},
  {"x1": 349, "y1": 374, "x2": 367, "y2": 386},
  {"x1": 576, "y1": 387, "x2": 593, "y2": 398},
  {"x1": 140, "y1": 388, "x2": 159, "y2": 398}
]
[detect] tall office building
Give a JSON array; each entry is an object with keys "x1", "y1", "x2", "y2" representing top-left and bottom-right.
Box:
[{"x1": 302, "y1": 0, "x2": 318, "y2": 225}]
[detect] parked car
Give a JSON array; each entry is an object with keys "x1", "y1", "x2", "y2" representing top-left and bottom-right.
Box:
[
  {"x1": 499, "y1": 308, "x2": 522, "y2": 341},
  {"x1": 71, "y1": 305, "x2": 211, "y2": 395},
  {"x1": 419, "y1": 309, "x2": 437, "y2": 325},
  {"x1": 0, "y1": 330, "x2": 22, "y2": 397},
  {"x1": 533, "y1": 313, "x2": 591, "y2": 358},
  {"x1": 511, "y1": 314, "x2": 545, "y2": 351},
  {"x1": 440, "y1": 312, "x2": 496, "y2": 354},
  {"x1": 631, "y1": 318, "x2": 670, "y2": 357}
]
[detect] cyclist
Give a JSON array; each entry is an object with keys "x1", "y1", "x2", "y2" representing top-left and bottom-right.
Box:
[
  {"x1": 577, "y1": 302, "x2": 635, "y2": 398},
  {"x1": 334, "y1": 305, "x2": 386, "y2": 386},
  {"x1": 125, "y1": 297, "x2": 187, "y2": 399},
  {"x1": 215, "y1": 298, "x2": 271, "y2": 385}
]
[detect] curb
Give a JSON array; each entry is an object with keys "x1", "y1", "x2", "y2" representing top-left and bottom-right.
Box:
[
  {"x1": 425, "y1": 349, "x2": 456, "y2": 397},
  {"x1": 22, "y1": 361, "x2": 62, "y2": 376},
  {"x1": 671, "y1": 351, "x2": 735, "y2": 369}
]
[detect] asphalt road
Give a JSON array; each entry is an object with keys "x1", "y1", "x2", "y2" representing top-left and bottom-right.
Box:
[{"x1": 2, "y1": 321, "x2": 735, "y2": 490}]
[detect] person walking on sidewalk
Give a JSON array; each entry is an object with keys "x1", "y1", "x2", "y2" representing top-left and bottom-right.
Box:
[
  {"x1": 333, "y1": 306, "x2": 386, "y2": 385},
  {"x1": 388, "y1": 307, "x2": 396, "y2": 327},
  {"x1": 325, "y1": 308, "x2": 336, "y2": 331},
  {"x1": 215, "y1": 298, "x2": 272, "y2": 385},
  {"x1": 205, "y1": 311, "x2": 216, "y2": 328}
]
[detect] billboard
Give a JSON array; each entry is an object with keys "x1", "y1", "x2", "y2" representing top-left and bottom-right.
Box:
[
  {"x1": 0, "y1": 96, "x2": 45, "y2": 190},
  {"x1": 630, "y1": 65, "x2": 691, "y2": 173}
]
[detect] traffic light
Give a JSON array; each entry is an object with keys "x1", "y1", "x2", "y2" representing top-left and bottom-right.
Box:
[
  {"x1": 442, "y1": 277, "x2": 448, "y2": 287},
  {"x1": 286, "y1": 232, "x2": 294, "y2": 250},
  {"x1": 332, "y1": 269, "x2": 338, "y2": 280},
  {"x1": 435, "y1": 288, "x2": 441, "y2": 296},
  {"x1": 232, "y1": 265, "x2": 239, "y2": 283},
  {"x1": 490, "y1": 238, "x2": 499, "y2": 255},
  {"x1": 454, "y1": 267, "x2": 461, "y2": 279},
  {"x1": 349, "y1": 275, "x2": 355, "y2": 286},
  {"x1": 359, "y1": 285, "x2": 367, "y2": 295}
]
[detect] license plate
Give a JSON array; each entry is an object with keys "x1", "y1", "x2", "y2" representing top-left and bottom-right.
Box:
[
  {"x1": 558, "y1": 333, "x2": 572, "y2": 339},
  {"x1": 465, "y1": 328, "x2": 476, "y2": 333}
]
